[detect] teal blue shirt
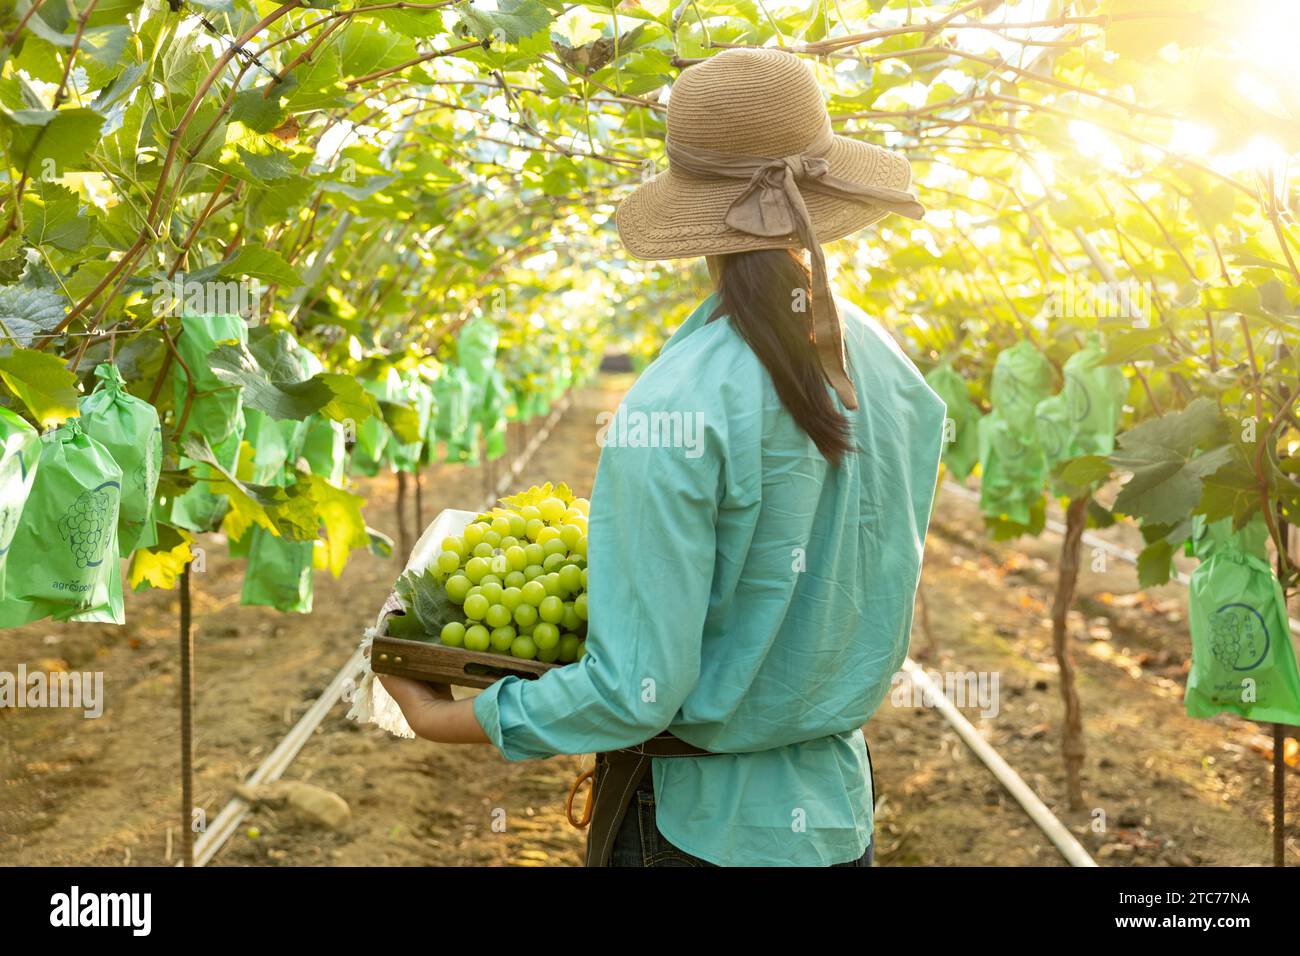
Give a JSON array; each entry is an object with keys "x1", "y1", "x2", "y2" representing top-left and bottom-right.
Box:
[{"x1": 475, "y1": 293, "x2": 945, "y2": 866}]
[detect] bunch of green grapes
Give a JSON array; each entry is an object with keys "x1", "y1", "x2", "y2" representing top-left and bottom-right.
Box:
[{"x1": 433, "y1": 487, "x2": 590, "y2": 663}]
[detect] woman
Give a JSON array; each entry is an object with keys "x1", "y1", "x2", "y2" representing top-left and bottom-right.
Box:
[{"x1": 381, "y1": 48, "x2": 946, "y2": 867}]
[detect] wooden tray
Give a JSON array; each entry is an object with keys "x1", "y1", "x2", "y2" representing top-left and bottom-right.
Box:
[
  {"x1": 369, "y1": 593, "x2": 560, "y2": 689},
  {"x1": 370, "y1": 632, "x2": 560, "y2": 689}
]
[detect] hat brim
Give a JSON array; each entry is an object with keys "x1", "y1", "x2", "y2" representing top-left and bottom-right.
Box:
[{"x1": 615, "y1": 135, "x2": 915, "y2": 261}]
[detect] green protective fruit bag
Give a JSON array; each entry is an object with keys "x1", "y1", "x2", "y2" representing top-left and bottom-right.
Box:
[
  {"x1": 387, "y1": 375, "x2": 434, "y2": 473},
  {"x1": 977, "y1": 413, "x2": 1046, "y2": 526},
  {"x1": 458, "y1": 317, "x2": 499, "y2": 388},
  {"x1": 79, "y1": 364, "x2": 162, "y2": 555},
  {"x1": 0, "y1": 419, "x2": 123, "y2": 627},
  {"x1": 173, "y1": 313, "x2": 247, "y2": 446},
  {"x1": 433, "y1": 365, "x2": 472, "y2": 447},
  {"x1": 924, "y1": 364, "x2": 980, "y2": 480},
  {"x1": 0, "y1": 407, "x2": 42, "y2": 599},
  {"x1": 990, "y1": 340, "x2": 1055, "y2": 429},
  {"x1": 300, "y1": 414, "x2": 347, "y2": 484},
  {"x1": 240, "y1": 525, "x2": 313, "y2": 613},
  {"x1": 978, "y1": 341, "x2": 1053, "y2": 526},
  {"x1": 1185, "y1": 515, "x2": 1300, "y2": 725},
  {"x1": 482, "y1": 368, "x2": 512, "y2": 461},
  {"x1": 351, "y1": 374, "x2": 398, "y2": 477},
  {"x1": 1036, "y1": 334, "x2": 1126, "y2": 470}
]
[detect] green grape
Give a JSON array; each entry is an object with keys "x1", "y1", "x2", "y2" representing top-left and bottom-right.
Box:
[
  {"x1": 501, "y1": 587, "x2": 524, "y2": 611},
  {"x1": 559, "y1": 564, "x2": 583, "y2": 595},
  {"x1": 484, "y1": 530, "x2": 502, "y2": 548},
  {"x1": 533, "y1": 622, "x2": 560, "y2": 650},
  {"x1": 523, "y1": 563, "x2": 545, "y2": 581},
  {"x1": 577, "y1": 640, "x2": 587, "y2": 660},
  {"x1": 504, "y1": 571, "x2": 526, "y2": 589},
  {"x1": 560, "y1": 525, "x2": 583, "y2": 550},
  {"x1": 472, "y1": 541, "x2": 494, "y2": 558},
  {"x1": 544, "y1": 536, "x2": 568, "y2": 558},
  {"x1": 513, "y1": 603, "x2": 538, "y2": 628},
  {"x1": 558, "y1": 633, "x2": 581, "y2": 663},
  {"x1": 489, "y1": 553, "x2": 509, "y2": 576},
  {"x1": 571, "y1": 498, "x2": 590, "y2": 515},
  {"x1": 524, "y1": 542, "x2": 546, "y2": 566},
  {"x1": 519, "y1": 505, "x2": 542, "y2": 523},
  {"x1": 436, "y1": 550, "x2": 461, "y2": 574},
  {"x1": 466, "y1": 585, "x2": 483, "y2": 601},
  {"x1": 516, "y1": 620, "x2": 536, "y2": 636},
  {"x1": 538, "y1": 596, "x2": 564, "y2": 624},
  {"x1": 581, "y1": 567, "x2": 588, "y2": 588},
  {"x1": 465, "y1": 556, "x2": 491, "y2": 583},
  {"x1": 542, "y1": 552, "x2": 566, "y2": 572},
  {"x1": 542, "y1": 572, "x2": 562, "y2": 597},
  {"x1": 480, "y1": 573, "x2": 502, "y2": 588},
  {"x1": 464, "y1": 625, "x2": 491, "y2": 652},
  {"x1": 500, "y1": 535, "x2": 520, "y2": 550},
  {"x1": 490, "y1": 516, "x2": 512, "y2": 537},
  {"x1": 570, "y1": 536, "x2": 588, "y2": 558},
  {"x1": 490, "y1": 626, "x2": 516, "y2": 652},
  {"x1": 537, "y1": 643, "x2": 561, "y2": 664},
  {"x1": 536, "y1": 525, "x2": 561, "y2": 546},
  {"x1": 521, "y1": 581, "x2": 547, "y2": 606},
  {"x1": 445, "y1": 575, "x2": 472, "y2": 604},
  {"x1": 463, "y1": 524, "x2": 486, "y2": 548},
  {"x1": 510, "y1": 635, "x2": 539, "y2": 660},
  {"x1": 507, "y1": 513, "x2": 527, "y2": 538},
  {"x1": 480, "y1": 582, "x2": 504, "y2": 605},
  {"x1": 505, "y1": 545, "x2": 528, "y2": 571},
  {"x1": 539, "y1": 497, "x2": 567, "y2": 523},
  {"x1": 441, "y1": 536, "x2": 466, "y2": 558},
  {"x1": 440, "y1": 621, "x2": 466, "y2": 647},
  {"x1": 574, "y1": 592, "x2": 588, "y2": 620},
  {"x1": 464, "y1": 594, "x2": 490, "y2": 620},
  {"x1": 561, "y1": 602, "x2": 581, "y2": 632},
  {"x1": 485, "y1": 603, "x2": 512, "y2": 629},
  {"x1": 525, "y1": 518, "x2": 545, "y2": 541}
]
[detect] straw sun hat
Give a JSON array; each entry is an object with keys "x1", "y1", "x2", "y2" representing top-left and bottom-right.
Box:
[{"x1": 615, "y1": 47, "x2": 926, "y2": 410}]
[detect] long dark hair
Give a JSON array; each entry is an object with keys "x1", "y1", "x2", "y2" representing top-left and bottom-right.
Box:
[{"x1": 710, "y1": 249, "x2": 855, "y2": 466}]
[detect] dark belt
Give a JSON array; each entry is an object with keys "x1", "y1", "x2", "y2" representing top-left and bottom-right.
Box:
[{"x1": 572, "y1": 733, "x2": 716, "y2": 868}]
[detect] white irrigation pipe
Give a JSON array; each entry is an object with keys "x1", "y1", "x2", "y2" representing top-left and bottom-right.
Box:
[
  {"x1": 901, "y1": 658, "x2": 1099, "y2": 867},
  {"x1": 191, "y1": 394, "x2": 575, "y2": 866}
]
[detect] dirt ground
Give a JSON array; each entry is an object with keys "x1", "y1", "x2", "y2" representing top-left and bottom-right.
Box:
[{"x1": 1, "y1": 372, "x2": 1295, "y2": 867}]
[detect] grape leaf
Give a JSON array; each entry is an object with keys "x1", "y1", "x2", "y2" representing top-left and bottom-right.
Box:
[
  {"x1": 209, "y1": 343, "x2": 335, "y2": 420},
  {"x1": 0, "y1": 346, "x2": 78, "y2": 427},
  {"x1": 0, "y1": 285, "x2": 66, "y2": 347},
  {"x1": 454, "y1": 0, "x2": 552, "y2": 43},
  {"x1": 1109, "y1": 397, "x2": 1233, "y2": 526},
  {"x1": 128, "y1": 524, "x2": 195, "y2": 590},
  {"x1": 394, "y1": 567, "x2": 460, "y2": 636},
  {"x1": 219, "y1": 246, "x2": 302, "y2": 286},
  {"x1": 307, "y1": 472, "x2": 369, "y2": 577}
]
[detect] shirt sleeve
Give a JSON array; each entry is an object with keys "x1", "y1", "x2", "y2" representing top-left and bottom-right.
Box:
[{"x1": 474, "y1": 398, "x2": 721, "y2": 761}]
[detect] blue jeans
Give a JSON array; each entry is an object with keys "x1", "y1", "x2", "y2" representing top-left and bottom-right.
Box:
[{"x1": 608, "y1": 776, "x2": 874, "y2": 867}]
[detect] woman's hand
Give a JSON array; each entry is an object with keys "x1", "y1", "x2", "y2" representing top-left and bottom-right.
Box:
[{"x1": 378, "y1": 676, "x2": 491, "y2": 744}]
